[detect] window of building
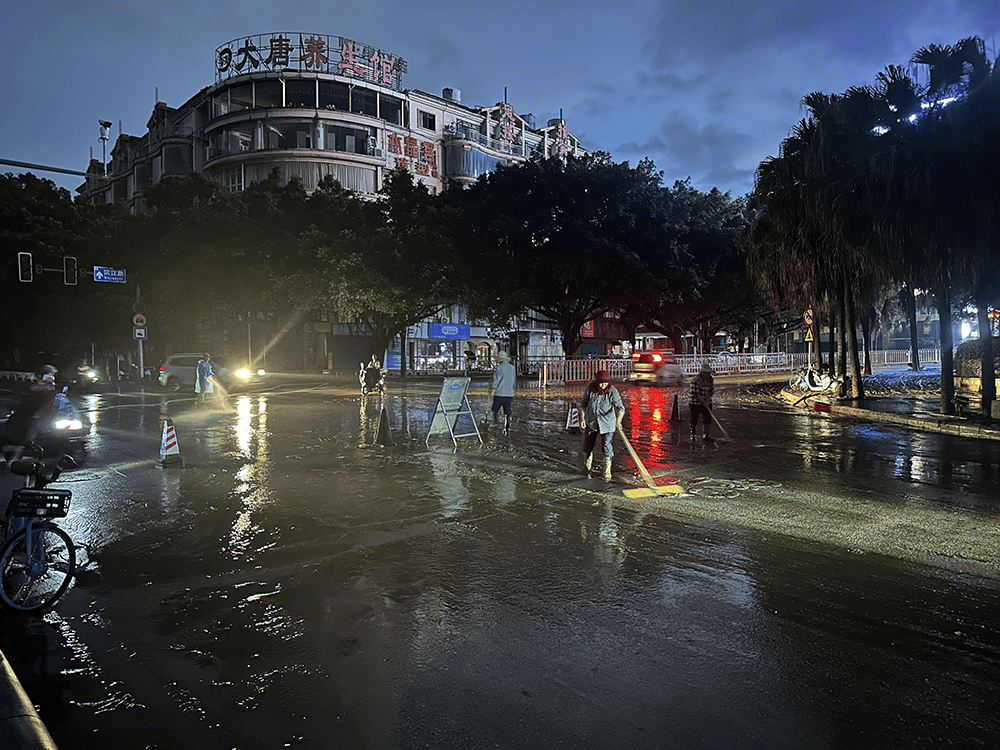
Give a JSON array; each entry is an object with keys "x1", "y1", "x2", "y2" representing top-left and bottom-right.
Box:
[
  {"x1": 265, "y1": 121, "x2": 313, "y2": 149},
  {"x1": 215, "y1": 83, "x2": 252, "y2": 117},
  {"x1": 221, "y1": 165, "x2": 244, "y2": 193},
  {"x1": 210, "y1": 123, "x2": 254, "y2": 158},
  {"x1": 379, "y1": 94, "x2": 403, "y2": 125},
  {"x1": 163, "y1": 145, "x2": 190, "y2": 174},
  {"x1": 442, "y1": 144, "x2": 507, "y2": 180},
  {"x1": 350, "y1": 86, "x2": 378, "y2": 117},
  {"x1": 319, "y1": 80, "x2": 349, "y2": 111},
  {"x1": 285, "y1": 79, "x2": 316, "y2": 108},
  {"x1": 418, "y1": 110, "x2": 436, "y2": 131},
  {"x1": 325, "y1": 123, "x2": 373, "y2": 154},
  {"x1": 255, "y1": 80, "x2": 282, "y2": 109}
]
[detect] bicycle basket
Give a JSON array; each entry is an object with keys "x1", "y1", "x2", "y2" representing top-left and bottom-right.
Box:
[{"x1": 9, "y1": 488, "x2": 71, "y2": 518}]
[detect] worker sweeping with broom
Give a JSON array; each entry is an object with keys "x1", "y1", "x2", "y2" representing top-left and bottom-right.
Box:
[
  {"x1": 580, "y1": 369, "x2": 624, "y2": 481},
  {"x1": 689, "y1": 362, "x2": 716, "y2": 441}
]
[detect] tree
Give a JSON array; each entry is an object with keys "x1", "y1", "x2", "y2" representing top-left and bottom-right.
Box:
[
  {"x1": 304, "y1": 169, "x2": 463, "y2": 371},
  {"x1": 641, "y1": 181, "x2": 753, "y2": 352},
  {"x1": 453, "y1": 153, "x2": 675, "y2": 357}
]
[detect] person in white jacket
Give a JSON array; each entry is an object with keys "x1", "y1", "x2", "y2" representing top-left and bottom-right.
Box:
[{"x1": 490, "y1": 351, "x2": 516, "y2": 434}]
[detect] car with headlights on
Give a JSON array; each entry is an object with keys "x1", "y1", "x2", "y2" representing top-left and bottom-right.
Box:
[
  {"x1": 628, "y1": 350, "x2": 684, "y2": 386},
  {"x1": 158, "y1": 353, "x2": 265, "y2": 392}
]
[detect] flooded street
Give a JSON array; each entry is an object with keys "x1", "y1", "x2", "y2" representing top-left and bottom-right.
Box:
[{"x1": 2, "y1": 378, "x2": 999, "y2": 748}]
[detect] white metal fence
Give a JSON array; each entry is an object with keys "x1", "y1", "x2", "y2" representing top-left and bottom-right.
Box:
[{"x1": 535, "y1": 349, "x2": 943, "y2": 386}]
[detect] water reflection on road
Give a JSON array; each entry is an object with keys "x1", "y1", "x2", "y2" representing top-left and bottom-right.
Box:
[{"x1": 1, "y1": 380, "x2": 997, "y2": 749}]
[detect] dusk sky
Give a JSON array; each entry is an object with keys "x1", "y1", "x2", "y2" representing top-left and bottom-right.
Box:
[{"x1": 2, "y1": 0, "x2": 997, "y2": 198}]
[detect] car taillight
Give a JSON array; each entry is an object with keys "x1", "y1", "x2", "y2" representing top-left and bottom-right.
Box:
[
  {"x1": 652, "y1": 353, "x2": 663, "y2": 363},
  {"x1": 631, "y1": 352, "x2": 640, "y2": 361}
]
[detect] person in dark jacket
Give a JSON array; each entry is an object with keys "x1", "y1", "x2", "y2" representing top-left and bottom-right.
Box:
[{"x1": 689, "y1": 362, "x2": 715, "y2": 440}]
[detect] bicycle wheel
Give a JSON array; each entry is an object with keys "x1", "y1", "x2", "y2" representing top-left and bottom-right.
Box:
[{"x1": 0, "y1": 523, "x2": 76, "y2": 612}]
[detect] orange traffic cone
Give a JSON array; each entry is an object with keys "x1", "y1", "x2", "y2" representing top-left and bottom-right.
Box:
[{"x1": 159, "y1": 418, "x2": 184, "y2": 466}]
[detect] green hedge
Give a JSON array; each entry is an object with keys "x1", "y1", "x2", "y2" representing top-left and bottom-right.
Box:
[{"x1": 954, "y1": 336, "x2": 1000, "y2": 377}]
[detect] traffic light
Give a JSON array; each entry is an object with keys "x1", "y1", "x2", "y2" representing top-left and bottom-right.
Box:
[
  {"x1": 18, "y1": 252, "x2": 32, "y2": 282},
  {"x1": 64, "y1": 256, "x2": 78, "y2": 285}
]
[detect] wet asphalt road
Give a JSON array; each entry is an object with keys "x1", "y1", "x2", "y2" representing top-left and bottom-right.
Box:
[{"x1": 1, "y1": 378, "x2": 999, "y2": 749}]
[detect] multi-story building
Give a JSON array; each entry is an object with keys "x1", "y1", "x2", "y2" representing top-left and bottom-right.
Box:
[{"x1": 79, "y1": 32, "x2": 590, "y2": 370}]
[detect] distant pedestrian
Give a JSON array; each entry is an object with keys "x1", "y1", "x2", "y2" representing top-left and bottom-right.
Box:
[
  {"x1": 490, "y1": 351, "x2": 516, "y2": 434},
  {"x1": 580, "y1": 369, "x2": 624, "y2": 481},
  {"x1": 196, "y1": 353, "x2": 214, "y2": 405},
  {"x1": 689, "y1": 362, "x2": 715, "y2": 440}
]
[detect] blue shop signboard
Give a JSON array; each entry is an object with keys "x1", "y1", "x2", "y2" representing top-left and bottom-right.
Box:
[{"x1": 428, "y1": 323, "x2": 471, "y2": 340}]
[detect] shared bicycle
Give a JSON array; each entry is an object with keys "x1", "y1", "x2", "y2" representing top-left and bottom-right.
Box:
[{"x1": 1, "y1": 443, "x2": 78, "y2": 613}]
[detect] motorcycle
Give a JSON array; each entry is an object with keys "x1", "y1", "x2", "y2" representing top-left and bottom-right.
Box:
[
  {"x1": 360, "y1": 364, "x2": 385, "y2": 396},
  {"x1": 789, "y1": 367, "x2": 842, "y2": 393},
  {"x1": 0, "y1": 385, "x2": 88, "y2": 457}
]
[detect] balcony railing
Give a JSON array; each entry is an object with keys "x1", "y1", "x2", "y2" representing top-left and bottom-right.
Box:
[{"x1": 442, "y1": 122, "x2": 524, "y2": 157}]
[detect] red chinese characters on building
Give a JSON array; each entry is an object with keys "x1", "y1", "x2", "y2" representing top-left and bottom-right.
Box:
[
  {"x1": 495, "y1": 103, "x2": 516, "y2": 143},
  {"x1": 301, "y1": 35, "x2": 329, "y2": 68},
  {"x1": 387, "y1": 134, "x2": 437, "y2": 178},
  {"x1": 338, "y1": 41, "x2": 365, "y2": 77},
  {"x1": 369, "y1": 50, "x2": 395, "y2": 86}
]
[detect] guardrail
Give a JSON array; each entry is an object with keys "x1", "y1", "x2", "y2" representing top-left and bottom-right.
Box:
[{"x1": 535, "y1": 349, "x2": 944, "y2": 387}]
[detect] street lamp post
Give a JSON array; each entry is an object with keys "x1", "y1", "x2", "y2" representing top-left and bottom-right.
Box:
[{"x1": 99, "y1": 120, "x2": 112, "y2": 176}]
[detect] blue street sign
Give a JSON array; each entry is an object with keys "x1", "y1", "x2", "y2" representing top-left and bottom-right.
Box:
[
  {"x1": 428, "y1": 323, "x2": 471, "y2": 340},
  {"x1": 94, "y1": 266, "x2": 127, "y2": 283},
  {"x1": 133, "y1": 326, "x2": 147, "y2": 340}
]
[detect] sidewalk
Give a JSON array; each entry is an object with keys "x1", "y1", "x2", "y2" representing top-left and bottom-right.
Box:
[
  {"x1": 1, "y1": 649, "x2": 58, "y2": 749},
  {"x1": 782, "y1": 389, "x2": 1000, "y2": 442}
]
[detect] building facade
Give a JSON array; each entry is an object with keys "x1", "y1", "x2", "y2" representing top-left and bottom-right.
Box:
[
  {"x1": 80, "y1": 32, "x2": 590, "y2": 370},
  {"x1": 81, "y1": 32, "x2": 586, "y2": 208}
]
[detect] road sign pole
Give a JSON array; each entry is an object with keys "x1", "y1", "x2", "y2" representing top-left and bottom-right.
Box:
[{"x1": 136, "y1": 286, "x2": 144, "y2": 381}]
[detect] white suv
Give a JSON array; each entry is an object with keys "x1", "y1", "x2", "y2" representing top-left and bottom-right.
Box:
[
  {"x1": 157, "y1": 353, "x2": 264, "y2": 392},
  {"x1": 158, "y1": 353, "x2": 220, "y2": 391}
]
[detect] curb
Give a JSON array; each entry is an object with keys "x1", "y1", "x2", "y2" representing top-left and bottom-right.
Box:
[
  {"x1": 781, "y1": 389, "x2": 1000, "y2": 442},
  {"x1": 0, "y1": 648, "x2": 58, "y2": 749}
]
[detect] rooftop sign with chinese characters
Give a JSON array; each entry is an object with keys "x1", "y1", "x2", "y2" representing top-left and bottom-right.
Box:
[{"x1": 216, "y1": 33, "x2": 407, "y2": 91}]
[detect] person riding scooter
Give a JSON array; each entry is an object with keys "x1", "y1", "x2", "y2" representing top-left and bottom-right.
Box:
[
  {"x1": 0, "y1": 365, "x2": 58, "y2": 447},
  {"x1": 361, "y1": 356, "x2": 385, "y2": 396}
]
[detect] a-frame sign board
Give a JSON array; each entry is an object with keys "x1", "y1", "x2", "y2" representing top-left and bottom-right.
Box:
[{"x1": 425, "y1": 377, "x2": 483, "y2": 447}]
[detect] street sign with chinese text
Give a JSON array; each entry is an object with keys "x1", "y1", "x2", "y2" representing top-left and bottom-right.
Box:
[
  {"x1": 428, "y1": 323, "x2": 471, "y2": 340},
  {"x1": 94, "y1": 266, "x2": 126, "y2": 283}
]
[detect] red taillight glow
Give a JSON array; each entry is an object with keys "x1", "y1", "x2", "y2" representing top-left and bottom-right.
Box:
[
  {"x1": 632, "y1": 352, "x2": 640, "y2": 360},
  {"x1": 652, "y1": 353, "x2": 663, "y2": 363}
]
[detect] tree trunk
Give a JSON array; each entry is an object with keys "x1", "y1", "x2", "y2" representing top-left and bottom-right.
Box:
[
  {"x1": 838, "y1": 293, "x2": 848, "y2": 378},
  {"x1": 812, "y1": 318, "x2": 823, "y2": 371},
  {"x1": 400, "y1": 328, "x2": 408, "y2": 378},
  {"x1": 906, "y1": 284, "x2": 920, "y2": 371},
  {"x1": 976, "y1": 293, "x2": 996, "y2": 419},
  {"x1": 827, "y1": 308, "x2": 837, "y2": 376},
  {"x1": 846, "y1": 280, "x2": 864, "y2": 399},
  {"x1": 861, "y1": 313, "x2": 872, "y2": 376},
  {"x1": 937, "y1": 286, "x2": 955, "y2": 415}
]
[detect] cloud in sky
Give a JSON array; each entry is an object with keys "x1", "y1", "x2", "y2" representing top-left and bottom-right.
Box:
[{"x1": 1, "y1": 0, "x2": 996, "y2": 198}]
